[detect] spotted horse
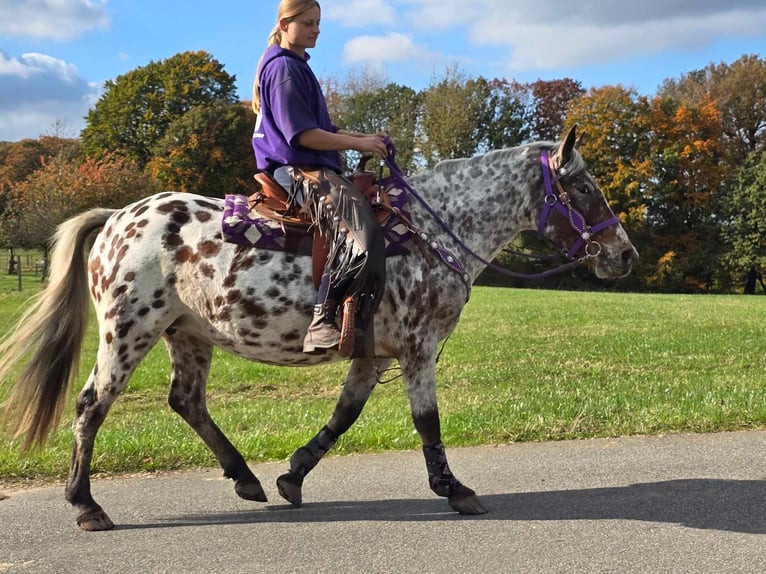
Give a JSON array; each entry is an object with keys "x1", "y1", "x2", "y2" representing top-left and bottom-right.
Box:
[{"x1": 0, "y1": 126, "x2": 637, "y2": 530}]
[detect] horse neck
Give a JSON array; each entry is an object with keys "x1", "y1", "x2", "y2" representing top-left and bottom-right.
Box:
[{"x1": 406, "y1": 145, "x2": 542, "y2": 280}]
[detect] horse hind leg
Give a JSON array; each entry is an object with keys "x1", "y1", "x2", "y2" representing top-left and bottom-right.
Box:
[
  {"x1": 66, "y1": 335, "x2": 157, "y2": 531},
  {"x1": 164, "y1": 330, "x2": 266, "y2": 503}
]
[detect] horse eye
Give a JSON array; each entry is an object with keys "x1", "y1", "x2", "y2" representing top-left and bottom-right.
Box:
[{"x1": 577, "y1": 183, "x2": 592, "y2": 195}]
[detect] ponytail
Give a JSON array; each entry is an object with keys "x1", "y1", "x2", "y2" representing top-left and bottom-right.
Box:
[
  {"x1": 252, "y1": 25, "x2": 282, "y2": 114},
  {"x1": 252, "y1": 0, "x2": 320, "y2": 114}
]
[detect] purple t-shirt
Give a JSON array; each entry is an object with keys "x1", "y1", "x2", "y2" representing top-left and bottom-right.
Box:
[{"x1": 252, "y1": 45, "x2": 342, "y2": 172}]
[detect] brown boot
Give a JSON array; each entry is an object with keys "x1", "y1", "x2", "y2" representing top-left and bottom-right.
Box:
[{"x1": 303, "y1": 301, "x2": 341, "y2": 353}]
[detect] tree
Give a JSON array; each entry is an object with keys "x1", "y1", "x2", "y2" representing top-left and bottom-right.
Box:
[
  {"x1": 482, "y1": 78, "x2": 533, "y2": 151},
  {"x1": 331, "y1": 70, "x2": 421, "y2": 174},
  {"x1": 720, "y1": 151, "x2": 766, "y2": 284},
  {"x1": 641, "y1": 97, "x2": 728, "y2": 292},
  {"x1": 3, "y1": 153, "x2": 159, "y2": 250},
  {"x1": 81, "y1": 51, "x2": 237, "y2": 167},
  {"x1": 418, "y1": 66, "x2": 489, "y2": 165},
  {"x1": 660, "y1": 54, "x2": 766, "y2": 164},
  {"x1": 531, "y1": 78, "x2": 585, "y2": 141},
  {"x1": 146, "y1": 102, "x2": 258, "y2": 198},
  {"x1": 0, "y1": 139, "x2": 47, "y2": 186},
  {"x1": 565, "y1": 85, "x2": 653, "y2": 235}
]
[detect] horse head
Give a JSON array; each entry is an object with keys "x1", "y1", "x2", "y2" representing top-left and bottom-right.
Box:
[{"x1": 538, "y1": 125, "x2": 638, "y2": 279}]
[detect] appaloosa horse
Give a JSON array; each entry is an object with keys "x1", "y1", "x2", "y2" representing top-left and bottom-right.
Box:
[{"x1": 0, "y1": 126, "x2": 637, "y2": 530}]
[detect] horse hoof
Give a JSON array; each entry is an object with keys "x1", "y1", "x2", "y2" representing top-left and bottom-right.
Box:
[
  {"x1": 448, "y1": 493, "x2": 488, "y2": 515},
  {"x1": 276, "y1": 473, "x2": 303, "y2": 507},
  {"x1": 77, "y1": 509, "x2": 115, "y2": 531},
  {"x1": 235, "y1": 479, "x2": 268, "y2": 503}
]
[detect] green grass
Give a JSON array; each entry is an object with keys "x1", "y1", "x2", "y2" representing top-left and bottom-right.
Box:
[{"x1": 1, "y1": 286, "x2": 765, "y2": 486}]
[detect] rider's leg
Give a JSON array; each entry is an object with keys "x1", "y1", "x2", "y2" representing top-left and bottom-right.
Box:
[{"x1": 303, "y1": 272, "x2": 346, "y2": 353}]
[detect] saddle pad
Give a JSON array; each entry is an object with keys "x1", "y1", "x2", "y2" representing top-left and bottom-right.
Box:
[{"x1": 223, "y1": 178, "x2": 415, "y2": 257}]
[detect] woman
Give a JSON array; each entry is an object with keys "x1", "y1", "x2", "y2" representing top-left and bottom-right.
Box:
[{"x1": 252, "y1": 0, "x2": 386, "y2": 356}]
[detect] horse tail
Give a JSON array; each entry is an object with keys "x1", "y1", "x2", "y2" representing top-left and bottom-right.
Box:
[{"x1": 0, "y1": 208, "x2": 115, "y2": 450}]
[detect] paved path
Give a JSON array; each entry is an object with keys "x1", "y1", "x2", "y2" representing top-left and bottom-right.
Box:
[{"x1": 1, "y1": 430, "x2": 766, "y2": 573}]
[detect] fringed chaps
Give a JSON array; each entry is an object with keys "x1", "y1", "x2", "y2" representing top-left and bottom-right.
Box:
[{"x1": 296, "y1": 168, "x2": 386, "y2": 357}]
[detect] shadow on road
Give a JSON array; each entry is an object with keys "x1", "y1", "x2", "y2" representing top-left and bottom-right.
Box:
[{"x1": 117, "y1": 478, "x2": 766, "y2": 534}]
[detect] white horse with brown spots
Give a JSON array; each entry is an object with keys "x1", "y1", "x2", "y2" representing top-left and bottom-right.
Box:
[{"x1": 0, "y1": 127, "x2": 637, "y2": 530}]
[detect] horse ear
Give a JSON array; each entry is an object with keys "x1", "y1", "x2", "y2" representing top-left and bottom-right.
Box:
[
  {"x1": 555, "y1": 125, "x2": 578, "y2": 167},
  {"x1": 574, "y1": 130, "x2": 585, "y2": 149}
]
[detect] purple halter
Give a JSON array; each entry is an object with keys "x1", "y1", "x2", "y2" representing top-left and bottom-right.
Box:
[{"x1": 538, "y1": 149, "x2": 620, "y2": 260}]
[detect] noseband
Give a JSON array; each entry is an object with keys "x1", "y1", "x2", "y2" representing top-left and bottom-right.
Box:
[{"x1": 538, "y1": 149, "x2": 620, "y2": 260}]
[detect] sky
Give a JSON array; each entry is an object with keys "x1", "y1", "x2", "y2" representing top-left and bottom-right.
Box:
[{"x1": 1, "y1": 0, "x2": 766, "y2": 142}]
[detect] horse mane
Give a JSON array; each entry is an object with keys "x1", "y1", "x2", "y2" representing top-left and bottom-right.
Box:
[{"x1": 428, "y1": 140, "x2": 587, "y2": 178}]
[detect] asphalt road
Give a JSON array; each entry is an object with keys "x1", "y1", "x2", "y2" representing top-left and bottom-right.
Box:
[{"x1": 1, "y1": 430, "x2": 765, "y2": 574}]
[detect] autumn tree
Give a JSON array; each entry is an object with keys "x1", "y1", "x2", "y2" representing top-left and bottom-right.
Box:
[
  {"x1": 642, "y1": 97, "x2": 728, "y2": 291},
  {"x1": 4, "y1": 153, "x2": 159, "y2": 251},
  {"x1": 531, "y1": 78, "x2": 585, "y2": 141},
  {"x1": 146, "y1": 102, "x2": 258, "y2": 198},
  {"x1": 0, "y1": 139, "x2": 47, "y2": 187},
  {"x1": 565, "y1": 85, "x2": 653, "y2": 235},
  {"x1": 660, "y1": 54, "x2": 766, "y2": 164},
  {"x1": 0, "y1": 137, "x2": 82, "y2": 267},
  {"x1": 81, "y1": 51, "x2": 237, "y2": 167}
]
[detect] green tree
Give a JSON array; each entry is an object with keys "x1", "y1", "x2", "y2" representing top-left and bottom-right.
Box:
[
  {"x1": 480, "y1": 78, "x2": 533, "y2": 152},
  {"x1": 146, "y1": 102, "x2": 258, "y2": 198},
  {"x1": 81, "y1": 51, "x2": 237, "y2": 167},
  {"x1": 333, "y1": 72, "x2": 421, "y2": 174},
  {"x1": 720, "y1": 151, "x2": 766, "y2": 284},
  {"x1": 418, "y1": 66, "x2": 489, "y2": 165}
]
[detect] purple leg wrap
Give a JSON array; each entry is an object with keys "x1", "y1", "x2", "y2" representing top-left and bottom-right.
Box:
[
  {"x1": 288, "y1": 425, "x2": 338, "y2": 479},
  {"x1": 423, "y1": 442, "x2": 463, "y2": 497}
]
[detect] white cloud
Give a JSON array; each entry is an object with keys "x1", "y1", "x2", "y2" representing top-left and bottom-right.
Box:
[
  {"x1": 392, "y1": 0, "x2": 766, "y2": 72},
  {"x1": 343, "y1": 32, "x2": 426, "y2": 65},
  {"x1": 477, "y1": 4, "x2": 766, "y2": 71},
  {"x1": 0, "y1": 52, "x2": 99, "y2": 140},
  {"x1": 398, "y1": 0, "x2": 483, "y2": 29},
  {"x1": 0, "y1": 0, "x2": 110, "y2": 40},
  {"x1": 323, "y1": 0, "x2": 397, "y2": 28}
]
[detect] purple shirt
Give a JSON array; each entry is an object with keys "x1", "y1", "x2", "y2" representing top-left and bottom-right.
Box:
[{"x1": 252, "y1": 45, "x2": 342, "y2": 172}]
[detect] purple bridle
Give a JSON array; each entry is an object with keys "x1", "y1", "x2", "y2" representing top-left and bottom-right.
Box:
[
  {"x1": 537, "y1": 149, "x2": 621, "y2": 260},
  {"x1": 382, "y1": 143, "x2": 620, "y2": 284}
]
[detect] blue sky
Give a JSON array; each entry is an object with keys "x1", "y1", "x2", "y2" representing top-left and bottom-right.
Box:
[{"x1": 1, "y1": 0, "x2": 766, "y2": 142}]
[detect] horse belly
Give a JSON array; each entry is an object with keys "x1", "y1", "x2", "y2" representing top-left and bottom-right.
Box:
[{"x1": 171, "y1": 241, "x2": 332, "y2": 364}]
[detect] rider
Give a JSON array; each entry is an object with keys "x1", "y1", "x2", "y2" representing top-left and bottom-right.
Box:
[{"x1": 252, "y1": 0, "x2": 386, "y2": 355}]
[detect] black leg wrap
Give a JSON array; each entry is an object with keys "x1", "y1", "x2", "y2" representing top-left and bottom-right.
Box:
[
  {"x1": 423, "y1": 442, "x2": 463, "y2": 497},
  {"x1": 288, "y1": 425, "x2": 338, "y2": 480}
]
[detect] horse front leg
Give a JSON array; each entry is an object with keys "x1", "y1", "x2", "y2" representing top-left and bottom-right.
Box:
[
  {"x1": 401, "y1": 348, "x2": 487, "y2": 515},
  {"x1": 277, "y1": 358, "x2": 390, "y2": 507}
]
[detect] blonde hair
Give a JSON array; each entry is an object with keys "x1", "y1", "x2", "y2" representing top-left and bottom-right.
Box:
[{"x1": 252, "y1": 0, "x2": 320, "y2": 114}]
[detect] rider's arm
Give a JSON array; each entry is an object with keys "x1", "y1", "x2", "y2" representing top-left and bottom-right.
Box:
[{"x1": 298, "y1": 128, "x2": 388, "y2": 158}]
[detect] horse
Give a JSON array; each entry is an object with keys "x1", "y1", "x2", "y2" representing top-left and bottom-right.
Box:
[{"x1": 0, "y1": 126, "x2": 637, "y2": 531}]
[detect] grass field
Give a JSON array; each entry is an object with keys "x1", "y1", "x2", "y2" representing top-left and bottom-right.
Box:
[{"x1": 0, "y1": 285, "x2": 765, "y2": 486}]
